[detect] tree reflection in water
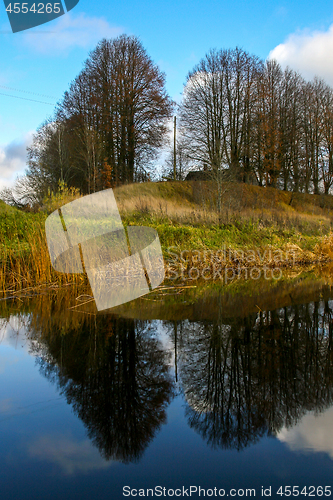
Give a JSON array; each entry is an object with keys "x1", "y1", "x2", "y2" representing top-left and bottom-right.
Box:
[
  {"x1": 169, "y1": 299, "x2": 333, "y2": 451},
  {"x1": 34, "y1": 316, "x2": 174, "y2": 463},
  {"x1": 18, "y1": 280, "x2": 333, "y2": 459}
]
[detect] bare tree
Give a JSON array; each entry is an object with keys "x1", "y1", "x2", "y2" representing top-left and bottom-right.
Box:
[
  {"x1": 301, "y1": 78, "x2": 325, "y2": 194},
  {"x1": 179, "y1": 48, "x2": 263, "y2": 213},
  {"x1": 58, "y1": 35, "x2": 173, "y2": 188},
  {"x1": 180, "y1": 48, "x2": 263, "y2": 178},
  {"x1": 278, "y1": 68, "x2": 304, "y2": 191},
  {"x1": 21, "y1": 35, "x2": 172, "y2": 203},
  {"x1": 319, "y1": 83, "x2": 333, "y2": 194}
]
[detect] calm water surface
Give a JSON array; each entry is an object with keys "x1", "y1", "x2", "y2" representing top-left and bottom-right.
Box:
[{"x1": 1, "y1": 273, "x2": 333, "y2": 499}]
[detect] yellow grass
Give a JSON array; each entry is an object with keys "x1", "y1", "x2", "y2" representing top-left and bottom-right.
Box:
[{"x1": 1, "y1": 180, "x2": 333, "y2": 295}]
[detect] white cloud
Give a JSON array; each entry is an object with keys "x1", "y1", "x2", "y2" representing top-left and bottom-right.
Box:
[
  {"x1": 277, "y1": 406, "x2": 333, "y2": 459},
  {"x1": 269, "y1": 24, "x2": 333, "y2": 86},
  {"x1": 0, "y1": 316, "x2": 32, "y2": 353},
  {"x1": 28, "y1": 434, "x2": 113, "y2": 475},
  {"x1": 0, "y1": 132, "x2": 33, "y2": 190},
  {"x1": 22, "y1": 13, "x2": 124, "y2": 54}
]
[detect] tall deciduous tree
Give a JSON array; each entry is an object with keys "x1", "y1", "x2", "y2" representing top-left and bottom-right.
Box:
[
  {"x1": 58, "y1": 35, "x2": 173, "y2": 188},
  {"x1": 179, "y1": 48, "x2": 263, "y2": 184},
  {"x1": 179, "y1": 48, "x2": 333, "y2": 195},
  {"x1": 25, "y1": 35, "x2": 172, "y2": 198}
]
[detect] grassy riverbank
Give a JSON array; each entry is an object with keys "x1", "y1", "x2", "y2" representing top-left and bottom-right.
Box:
[
  {"x1": 1, "y1": 264, "x2": 333, "y2": 321},
  {"x1": 1, "y1": 181, "x2": 333, "y2": 294}
]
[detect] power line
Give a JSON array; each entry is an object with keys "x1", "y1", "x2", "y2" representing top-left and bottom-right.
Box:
[
  {"x1": 0, "y1": 92, "x2": 55, "y2": 106},
  {"x1": 0, "y1": 84, "x2": 56, "y2": 99}
]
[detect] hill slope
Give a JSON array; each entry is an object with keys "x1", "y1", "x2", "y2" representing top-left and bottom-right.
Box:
[
  {"x1": 1, "y1": 181, "x2": 333, "y2": 292},
  {"x1": 114, "y1": 181, "x2": 333, "y2": 254}
]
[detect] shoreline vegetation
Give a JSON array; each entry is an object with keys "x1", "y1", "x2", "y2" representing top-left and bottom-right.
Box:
[
  {"x1": 1, "y1": 180, "x2": 333, "y2": 298},
  {"x1": 1, "y1": 264, "x2": 333, "y2": 320}
]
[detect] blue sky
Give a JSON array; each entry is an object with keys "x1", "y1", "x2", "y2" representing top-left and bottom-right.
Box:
[{"x1": 1, "y1": 0, "x2": 333, "y2": 189}]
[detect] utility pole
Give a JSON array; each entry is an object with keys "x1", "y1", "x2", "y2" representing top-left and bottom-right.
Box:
[{"x1": 173, "y1": 116, "x2": 176, "y2": 181}]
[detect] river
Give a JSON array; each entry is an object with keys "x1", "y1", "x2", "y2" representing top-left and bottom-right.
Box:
[{"x1": 1, "y1": 270, "x2": 333, "y2": 499}]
